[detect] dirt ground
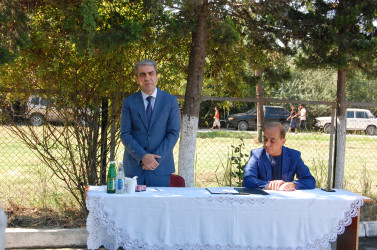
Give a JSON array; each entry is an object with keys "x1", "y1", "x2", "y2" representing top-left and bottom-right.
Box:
[{"x1": 5, "y1": 206, "x2": 87, "y2": 229}]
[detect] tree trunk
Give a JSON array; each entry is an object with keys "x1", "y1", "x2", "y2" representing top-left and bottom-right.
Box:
[
  {"x1": 100, "y1": 98, "x2": 108, "y2": 185},
  {"x1": 178, "y1": 0, "x2": 208, "y2": 187},
  {"x1": 334, "y1": 69, "x2": 347, "y2": 189},
  {"x1": 255, "y1": 70, "x2": 264, "y2": 143}
]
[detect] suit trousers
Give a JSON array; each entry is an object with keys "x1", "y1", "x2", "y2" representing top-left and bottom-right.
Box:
[{"x1": 127, "y1": 171, "x2": 170, "y2": 187}]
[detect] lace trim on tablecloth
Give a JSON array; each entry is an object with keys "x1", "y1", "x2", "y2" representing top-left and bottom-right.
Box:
[
  {"x1": 336, "y1": 198, "x2": 364, "y2": 235},
  {"x1": 86, "y1": 195, "x2": 364, "y2": 250},
  {"x1": 195, "y1": 196, "x2": 273, "y2": 206},
  {"x1": 310, "y1": 198, "x2": 364, "y2": 248}
]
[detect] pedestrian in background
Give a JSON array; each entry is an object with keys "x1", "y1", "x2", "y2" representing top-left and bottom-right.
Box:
[
  {"x1": 211, "y1": 106, "x2": 221, "y2": 131},
  {"x1": 298, "y1": 104, "x2": 307, "y2": 131},
  {"x1": 287, "y1": 105, "x2": 298, "y2": 134}
]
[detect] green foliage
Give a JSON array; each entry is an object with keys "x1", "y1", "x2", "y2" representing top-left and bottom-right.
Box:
[
  {"x1": 210, "y1": 16, "x2": 240, "y2": 49},
  {"x1": 81, "y1": 0, "x2": 99, "y2": 32},
  {"x1": 0, "y1": 0, "x2": 30, "y2": 64},
  {"x1": 290, "y1": 0, "x2": 377, "y2": 72},
  {"x1": 216, "y1": 139, "x2": 249, "y2": 187},
  {"x1": 310, "y1": 157, "x2": 328, "y2": 189},
  {"x1": 229, "y1": 139, "x2": 249, "y2": 187},
  {"x1": 0, "y1": 46, "x2": 15, "y2": 64},
  {"x1": 346, "y1": 71, "x2": 377, "y2": 103},
  {"x1": 272, "y1": 65, "x2": 337, "y2": 118}
]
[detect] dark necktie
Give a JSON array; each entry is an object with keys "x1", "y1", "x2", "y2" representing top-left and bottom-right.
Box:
[
  {"x1": 271, "y1": 157, "x2": 276, "y2": 168},
  {"x1": 146, "y1": 96, "x2": 153, "y2": 125}
]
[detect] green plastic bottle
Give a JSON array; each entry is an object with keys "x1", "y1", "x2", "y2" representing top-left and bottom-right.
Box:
[{"x1": 107, "y1": 161, "x2": 116, "y2": 193}]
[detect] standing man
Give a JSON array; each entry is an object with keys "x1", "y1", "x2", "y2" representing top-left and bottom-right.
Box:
[
  {"x1": 243, "y1": 122, "x2": 315, "y2": 191},
  {"x1": 298, "y1": 104, "x2": 307, "y2": 131},
  {"x1": 211, "y1": 106, "x2": 221, "y2": 130},
  {"x1": 120, "y1": 59, "x2": 181, "y2": 187},
  {"x1": 287, "y1": 105, "x2": 298, "y2": 134}
]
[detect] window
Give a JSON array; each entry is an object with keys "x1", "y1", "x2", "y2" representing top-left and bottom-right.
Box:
[
  {"x1": 30, "y1": 97, "x2": 39, "y2": 105},
  {"x1": 40, "y1": 98, "x2": 48, "y2": 106},
  {"x1": 356, "y1": 111, "x2": 366, "y2": 119},
  {"x1": 347, "y1": 111, "x2": 354, "y2": 118}
]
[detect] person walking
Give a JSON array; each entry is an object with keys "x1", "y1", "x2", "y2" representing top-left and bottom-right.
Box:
[
  {"x1": 298, "y1": 104, "x2": 307, "y2": 131},
  {"x1": 287, "y1": 105, "x2": 298, "y2": 134},
  {"x1": 211, "y1": 106, "x2": 221, "y2": 131}
]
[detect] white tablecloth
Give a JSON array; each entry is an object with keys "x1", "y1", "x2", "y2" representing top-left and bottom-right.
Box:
[
  {"x1": 0, "y1": 206, "x2": 6, "y2": 250},
  {"x1": 86, "y1": 186, "x2": 364, "y2": 250}
]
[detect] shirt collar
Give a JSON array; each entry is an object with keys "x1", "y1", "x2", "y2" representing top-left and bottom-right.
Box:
[{"x1": 141, "y1": 88, "x2": 157, "y2": 100}]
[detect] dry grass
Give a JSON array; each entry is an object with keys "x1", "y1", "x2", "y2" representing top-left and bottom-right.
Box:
[{"x1": 0, "y1": 127, "x2": 376, "y2": 227}]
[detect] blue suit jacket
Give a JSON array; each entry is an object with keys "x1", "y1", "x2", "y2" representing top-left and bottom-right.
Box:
[
  {"x1": 120, "y1": 88, "x2": 181, "y2": 177},
  {"x1": 243, "y1": 146, "x2": 316, "y2": 189}
]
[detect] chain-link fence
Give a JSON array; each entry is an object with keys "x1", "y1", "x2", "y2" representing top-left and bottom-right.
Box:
[
  {"x1": 0, "y1": 97, "x2": 376, "y2": 213},
  {"x1": 193, "y1": 99, "x2": 377, "y2": 199}
]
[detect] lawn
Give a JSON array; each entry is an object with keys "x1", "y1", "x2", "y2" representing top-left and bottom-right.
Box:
[{"x1": 0, "y1": 126, "x2": 376, "y2": 212}]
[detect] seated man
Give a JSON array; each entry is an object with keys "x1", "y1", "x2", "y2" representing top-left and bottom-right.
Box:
[{"x1": 243, "y1": 122, "x2": 316, "y2": 191}]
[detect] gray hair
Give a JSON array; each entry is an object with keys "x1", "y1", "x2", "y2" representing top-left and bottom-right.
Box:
[
  {"x1": 264, "y1": 122, "x2": 286, "y2": 139},
  {"x1": 134, "y1": 59, "x2": 158, "y2": 76}
]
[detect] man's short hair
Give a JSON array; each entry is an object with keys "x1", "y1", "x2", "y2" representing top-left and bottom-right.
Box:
[
  {"x1": 135, "y1": 59, "x2": 158, "y2": 76},
  {"x1": 264, "y1": 122, "x2": 286, "y2": 139}
]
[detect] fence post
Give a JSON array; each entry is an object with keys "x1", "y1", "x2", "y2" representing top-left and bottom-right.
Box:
[
  {"x1": 255, "y1": 70, "x2": 264, "y2": 143},
  {"x1": 324, "y1": 103, "x2": 336, "y2": 191}
]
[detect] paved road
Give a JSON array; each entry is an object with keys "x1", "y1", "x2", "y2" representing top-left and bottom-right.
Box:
[{"x1": 358, "y1": 237, "x2": 377, "y2": 250}]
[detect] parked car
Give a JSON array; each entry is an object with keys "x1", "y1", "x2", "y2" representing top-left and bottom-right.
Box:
[
  {"x1": 226, "y1": 105, "x2": 291, "y2": 131},
  {"x1": 25, "y1": 95, "x2": 92, "y2": 126},
  {"x1": 315, "y1": 108, "x2": 377, "y2": 135}
]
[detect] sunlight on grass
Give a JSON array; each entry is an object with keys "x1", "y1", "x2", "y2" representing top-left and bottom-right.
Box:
[{"x1": 0, "y1": 126, "x2": 376, "y2": 214}]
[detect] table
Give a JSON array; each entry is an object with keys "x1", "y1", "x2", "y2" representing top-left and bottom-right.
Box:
[
  {"x1": 86, "y1": 186, "x2": 365, "y2": 250},
  {"x1": 0, "y1": 206, "x2": 6, "y2": 250}
]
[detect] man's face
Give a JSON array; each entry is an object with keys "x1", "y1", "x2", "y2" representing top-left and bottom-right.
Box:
[
  {"x1": 135, "y1": 65, "x2": 158, "y2": 95},
  {"x1": 263, "y1": 127, "x2": 286, "y2": 157}
]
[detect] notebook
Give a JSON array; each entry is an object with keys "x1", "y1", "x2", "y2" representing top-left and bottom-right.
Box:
[{"x1": 233, "y1": 187, "x2": 270, "y2": 195}]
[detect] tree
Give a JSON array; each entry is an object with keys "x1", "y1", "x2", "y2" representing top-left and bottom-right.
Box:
[
  {"x1": 176, "y1": 0, "x2": 254, "y2": 186},
  {"x1": 178, "y1": 0, "x2": 209, "y2": 187},
  {"x1": 289, "y1": 0, "x2": 377, "y2": 188},
  {"x1": 230, "y1": 0, "x2": 294, "y2": 141},
  {"x1": 0, "y1": 0, "x2": 30, "y2": 64}
]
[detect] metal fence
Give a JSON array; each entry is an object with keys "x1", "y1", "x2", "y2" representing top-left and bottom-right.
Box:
[{"x1": 0, "y1": 97, "x2": 376, "y2": 213}]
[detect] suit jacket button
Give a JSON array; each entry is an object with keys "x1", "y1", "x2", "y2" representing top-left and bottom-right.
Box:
[{"x1": 144, "y1": 147, "x2": 147, "y2": 150}]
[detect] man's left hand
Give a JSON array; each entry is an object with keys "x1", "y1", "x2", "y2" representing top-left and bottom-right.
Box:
[
  {"x1": 266, "y1": 180, "x2": 297, "y2": 191},
  {"x1": 265, "y1": 180, "x2": 285, "y2": 190},
  {"x1": 278, "y1": 182, "x2": 297, "y2": 191}
]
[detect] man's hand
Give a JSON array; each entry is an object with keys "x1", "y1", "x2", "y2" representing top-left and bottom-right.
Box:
[
  {"x1": 265, "y1": 180, "x2": 285, "y2": 190},
  {"x1": 265, "y1": 180, "x2": 296, "y2": 191},
  {"x1": 278, "y1": 182, "x2": 297, "y2": 191},
  {"x1": 141, "y1": 154, "x2": 161, "y2": 170}
]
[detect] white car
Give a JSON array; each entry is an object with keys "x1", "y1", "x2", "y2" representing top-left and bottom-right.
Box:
[{"x1": 315, "y1": 108, "x2": 377, "y2": 135}]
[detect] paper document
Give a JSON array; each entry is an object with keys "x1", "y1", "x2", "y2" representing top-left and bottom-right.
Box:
[{"x1": 206, "y1": 187, "x2": 239, "y2": 194}]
